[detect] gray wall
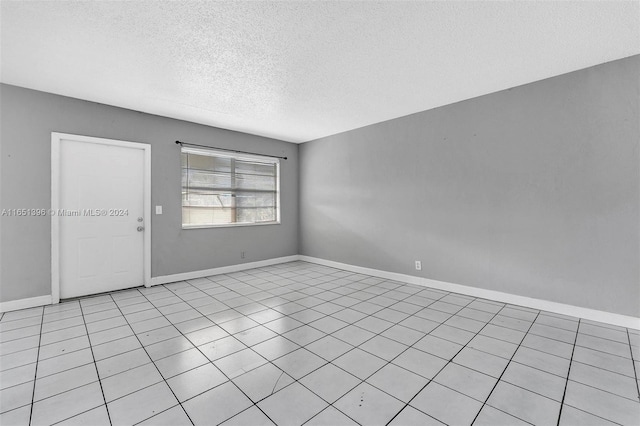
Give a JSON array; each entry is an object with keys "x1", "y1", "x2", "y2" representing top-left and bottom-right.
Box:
[
  {"x1": 299, "y1": 56, "x2": 640, "y2": 317},
  {"x1": 0, "y1": 84, "x2": 299, "y2": 303}
]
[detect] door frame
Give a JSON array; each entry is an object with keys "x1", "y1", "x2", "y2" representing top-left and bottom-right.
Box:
[{"x1": 51, "y1": 132, "x2": 152, "y2": 303}]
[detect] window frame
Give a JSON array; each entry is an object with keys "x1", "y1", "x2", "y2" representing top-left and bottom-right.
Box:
[{"x1": 181, "y1": 146, "x2": 281, "y2": 229}]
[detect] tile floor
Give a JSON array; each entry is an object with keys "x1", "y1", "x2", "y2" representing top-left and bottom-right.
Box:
[{"x1": 1, "y1": 261, "x2": 639, "y2": 425}]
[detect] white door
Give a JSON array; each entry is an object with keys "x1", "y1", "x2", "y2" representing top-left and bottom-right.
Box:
[{"x1": 59, "y1": 138, "x2": 145, "y2": 299}]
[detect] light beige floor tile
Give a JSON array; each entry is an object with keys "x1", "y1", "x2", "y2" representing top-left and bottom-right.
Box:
[
  {"x1": 0, "y1": 316, "x2": 42, "y2": 332},
  {"x1": 0, "y1": 348, "x2": 38, "y2": 372},
  {"x1": 467, "y1": 334, "x2": 518, "y2": 359},
  {"x1": 34, "y1": 363, "x2": 98, "y2": 401},
  {"x1": 0, "y1": 380, "x2": 33, "y2": 414},
  {"x1": 40, "y1": 325, "x2": 87, "y2": 346},
  {"x1": 215, "y1": 348, "x2": 268, "y2": 379},
  {"x1": 198, "y1": 335, "x2": 246, "y2": 361},
  {"x1": 502, "y1": 361, "x2": 567, "y2": 402},
  {"x1": 511, "y1": 345, "x2": 570, "y2": 377},
  {"x1": 453, "y1": 347, "x2": 509, "y2": 378},
  {"x1": 31, "y1": 382, "x2": 103, "y2": 426},
  {"x1": 0, "y1": 363, "x2": 36, "y2": 390},
  {"x1": 576, "y1": 334, "x2": 631, "y2": 358},
  {"x1": 85, "y1": 315, "x2": 128, "y2": 334},
  {"x1": 92, "y1": 335, "x2": 141, "y2": 361},
  {"x1": 430, "y1": 324, "x2": 475, "y2": 345},
  {"x1": 36, "y1": 347, "x2": 93, "y2": 379},
  {"x1": 102, "y1": 362, "x2": 163, "y2": 402},
  {"x1": 0, "y1": 335, "x2": 40, "y2": 356},
  {"x1": 529, "y1": 323, "x2": 576, "y2": 344},
  {"x1": 154, "y1": 347, "x2": 209, "y2": 379},
  {"x1": 334, "y1": 382, "x2": 404, "y2": 426},
  {"x1": 185, "y1": 325, "x2": 229, "y2": 346},
  {"x1": 145, "y1": 336, "x2": 194, "y2": 361},
  {"x1": 480, "y1": 324, "x2": 525, "y2": 344},
  {"x1": 4, "y1": 263, "x2": 640, "y2": 426},
  {"x1": 300, "y1": 363, "x2": 361, "y2": 403},
  {"x1": 0, "y1": 325, "x2": 41, "y2": 343},
  {"x1": 55, "y1": 405, "x2": 110, "y2": 426},
  {"x1": 411, "y1": 382, "x2": 483, "y2": 425},
  {"x1": 367, "y1": 362, "x2": 428, "y2": 403},
  {"x1": 434, "y1": 362, "x2": 497, "y2": 402},
  {"x1": 0, "y1": 405, "x2": 31, "y2": 426},
  {"x1": 259, "y1": 382, "x2": 328, "y2": 426},
  {"x1": 393, "y1": 347, "x2": 447, "y2": 380},
  {"x1": 306, "y1": 406, "x2": 359, "y2": 426},
  {"x1": 388, "y1": 406, "x2": 445, "y2": 426},
  {"x1": 38, "y1": 335, "x2": 90, "y2": 360},
  {"x1": 252, "y1": 336, "x2": 300, "y2": 361},
  {"x1": 89, "y1": 325, "x2": 133, "y2": 346},
  {"x1": 236, "y1": 325, "x2": 279, "y2": 346},
  {"x1": 96, "y1": 347, "x2": 150, "y2": 379},
  {"x1": 281, "y1": 325, "x2": 324, "y2": 346},
  {"x1": 183, "y1": 381, "x2": 252, "y2": 425},
  {"x1": 232, "y1": 363, "x2": 294, "y2": 403},
  {"x1": 569, "y1": 361, "x2": 638, "y2": 400},
  {"x1": 564, "y1": 379, "x2": 640, "y2": 425},
  {"x1": 333, "y1": 325, "x2": 376, "y2": 346},
  {"x1": 108, "y1": 382, "x2": 178, "y2": 426},
  {"x1": 474, "y1": 405, "x2": 530, "y2": 426},
  {"x1": 558, "y1": 405, "x2": 618, "y2": 426},
  {"x1": 138, "y1": 405, "x2": 193, "y2": 426},
  {"x1": 359, "y1": 335, "x2": 407, "y2": 361},
  {"x1": 572, "y1": 345, "x2": 635, "y2": 377},
  {"x1": 305, "y1": 335, "x2": 352, "y2": 361},
  {"x1": 333, "y1": 348, "x2": 386, "y2": 380},
  {"x1": 221, "y1": 405, "x2": 275, "y2": 426},
  {"x1": 137, "y1": 325, "x2": 181, "y2": 346},
  {"x1": 413, "y1": 334, "x2": 463, "y2": 360},
  {"x1": 487, "y1": 381, "x2": 560, "y2": 425},
  {"x1": 166, "y1": 363, "x2": 227, "y2": 402}
]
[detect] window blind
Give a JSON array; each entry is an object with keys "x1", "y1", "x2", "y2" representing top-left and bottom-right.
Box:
[{"x1": 181, "y1": 147, "x2": 280, "y2": 227}]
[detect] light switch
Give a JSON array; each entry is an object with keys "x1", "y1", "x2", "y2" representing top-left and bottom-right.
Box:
[{"x1": 155, "y1": 205, "x2": 163, "y2": 215}]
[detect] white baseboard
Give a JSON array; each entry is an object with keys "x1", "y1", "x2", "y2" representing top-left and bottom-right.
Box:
[
  {"x1": 149, "y1": 255, "x2": 301, "y2": 286},
  {"x1": 0, "y1": 295, "x2": 52, "y2": 313},
  {"x1": 299, "y1": 256, "x2": 640, "y2": 330},
  {"x1": 3, "y1": 256, "x2": 638, "y2": 330}
]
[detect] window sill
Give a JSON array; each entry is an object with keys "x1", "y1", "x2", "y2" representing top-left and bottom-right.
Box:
[{"x1": 182, "y1": 221, "x2": 281, "y2": 230}]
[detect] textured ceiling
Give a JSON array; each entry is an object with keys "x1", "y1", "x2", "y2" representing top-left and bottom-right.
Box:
[{"x1": 1, "y1": 1, "x2": 638, "y2": 143}]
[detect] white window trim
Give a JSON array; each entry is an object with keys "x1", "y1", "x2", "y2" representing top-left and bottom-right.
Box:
[{"x1": 181, "y1": 147, "x2": 281, "y2": 229}]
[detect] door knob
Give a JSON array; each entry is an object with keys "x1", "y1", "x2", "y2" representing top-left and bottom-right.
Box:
[
  {"x1": 137, "y1": 217, "x2": 144, "y2": 222},
  {"x1": 137, "y1": 226, "x2": 145, "y2": 232}
]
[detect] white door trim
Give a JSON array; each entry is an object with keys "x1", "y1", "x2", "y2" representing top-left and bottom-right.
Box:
[{"x1": 51, "y1": 132, "x2": 151, "y2": 304}]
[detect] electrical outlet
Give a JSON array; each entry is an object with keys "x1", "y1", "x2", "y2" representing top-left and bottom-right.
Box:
[
  {"x1": 415, "y1": 261, "x2": 422, "y2": 271},
  {"x1": 241, "y1": 251, "x2": 245, "y2": 259}
]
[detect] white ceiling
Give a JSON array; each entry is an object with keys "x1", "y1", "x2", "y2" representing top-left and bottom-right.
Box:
[{"x1": 1, "y1": 1, "x2": 638, "y2": 143}]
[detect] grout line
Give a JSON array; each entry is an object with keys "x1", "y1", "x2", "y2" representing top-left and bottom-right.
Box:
[
  {"x1": 106, "y1": 290, "x2": 197, "y2": 426},
  {"x1": 159, "y1": 266, "x2": 636, "y2": 416},
  {"x1": 555, "y1": 318, "x2": 580, "y2": 426},
  {"x1": 468, "y1": 310, "x2": 541, "y2": 425},
  {"x1": 27, "y1": 307, "x2": 45, "y2": 426},
  {"x1": 625, "y1": 328, "x2": 640, "y2": 402},
  {"x1": 172, "y1": 265, "x2": 415, "y2": 425},
  {"x1": 77, "y1": 300, "x2": 113, "y2": 425},
  {"x1": 279, "y1": 270, "x2": 431, "y2": 425},
  {"x1": 385, "y1": 297, "x2": 506, "y2": 425},
  {"x1": 133, "y1": 284, "x2": 278, "y2": 426},
  {"x1": 15, "y1": 262, "x2": 638, "y2": 426}
]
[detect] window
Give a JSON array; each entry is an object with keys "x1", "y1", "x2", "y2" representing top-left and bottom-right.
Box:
[{"x1": 181, "y1": 147, "x2": 280, "y2": 228}]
